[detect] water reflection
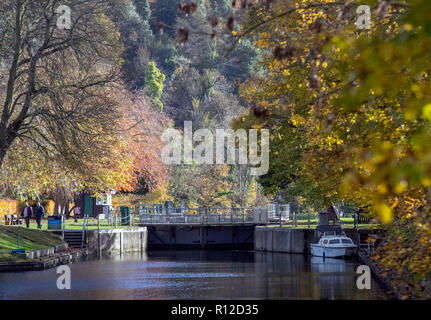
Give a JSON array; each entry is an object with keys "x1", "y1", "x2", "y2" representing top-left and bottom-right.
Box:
[
  {"x1": 254, "y1": 252, "x2": 382, "y2": 300},
  {"x1": 0, "y1": 251, "x2": 385, "y2": 300}
]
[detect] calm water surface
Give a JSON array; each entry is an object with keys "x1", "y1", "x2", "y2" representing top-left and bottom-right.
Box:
[{"x1": 0, "y1": 250, "x2": 385, "y2": 300}]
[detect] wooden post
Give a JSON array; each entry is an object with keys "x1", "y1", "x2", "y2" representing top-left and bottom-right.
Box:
[
  {"x1": 308, "y1": 212, "x2": 311, "y2": 229},
  {"x1": 98, "y1": 215, "x2": 100, "y2": 231}
]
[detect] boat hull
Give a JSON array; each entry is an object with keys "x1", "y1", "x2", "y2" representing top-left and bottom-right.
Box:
[{"x1": 310, "y1": 244, "x2": 357, "y2": 258}]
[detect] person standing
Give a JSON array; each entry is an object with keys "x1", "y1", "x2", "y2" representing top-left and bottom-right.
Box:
[
  {"x1": 21, "y1": 201, "x2": 34, "y2": 228},
  {"x1": 35, "y1": 201, "x2": 46, "y2": 229},
  {"x1": 73, "y1": 206, "x2": 81, "y2": 223}
]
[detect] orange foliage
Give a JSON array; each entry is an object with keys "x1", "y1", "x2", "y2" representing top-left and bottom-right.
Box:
[{"x1": 118, "y1": 91, "x2": 169, "y2": 192}]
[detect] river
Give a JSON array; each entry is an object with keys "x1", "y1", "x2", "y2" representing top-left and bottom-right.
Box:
[{"x1": 0, "y1": 250, "x2": 385, "y2": 300}]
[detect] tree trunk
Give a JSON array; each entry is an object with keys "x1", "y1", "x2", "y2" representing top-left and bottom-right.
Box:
[
  {"x1": 0, "y1": 149, "x2": 5, "y2": 171},
  {"x1": 53, "y1": 185, "x2": 70, "y2": 217}
]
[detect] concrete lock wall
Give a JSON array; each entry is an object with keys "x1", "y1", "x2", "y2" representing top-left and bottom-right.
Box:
[
  {"x1": 147, "y1": 225, "x2": 255, "y2": 248},
  {"x1": 255, "y1": 227, "x2": 305, "y2": 254},
  {"x1": 87, "y1": 228, "x2": 147, "y2": 256}
]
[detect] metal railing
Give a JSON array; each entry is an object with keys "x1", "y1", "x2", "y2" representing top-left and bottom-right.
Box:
[
  {"x1": 360, "y1": 242, "x2": 375, "y2": 257},
  {"x1": 268, "y1": 204, "x2": 292, "y2": 220},
  {"x1": 137, "y1": 207, "x2": 268, "y2": 225}
]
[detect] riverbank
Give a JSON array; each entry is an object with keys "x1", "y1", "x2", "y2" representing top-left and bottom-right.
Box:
[
  {"x1": 0, "y1": 225, "x2": 87, "y2": 272},
  {"x1": 0, "y1": 226, "x2": 65, "y2": 262},
  {"x1": 357, "y1": 250, "x2": 400, "y2": 299},
  {"x1": 0, "y1": 248, "x2": 86, "y2": 272},
  {"x1": 358, "y1": 248, "x2": 431, "y2": 299}
]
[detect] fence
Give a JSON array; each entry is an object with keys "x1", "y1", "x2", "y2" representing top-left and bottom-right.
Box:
[
  {"x1": 1, "y1": 204, "x2": 376, "y2": 231},
  {"x1": 58, "y1": 206, "x2": 268, "y2": 230},
  {"x1": 137, "y1": 207, "x2": 268, "y2": 225},
  {"x1": 266, "y1": 203, "x2": 378, "y2": 229}
]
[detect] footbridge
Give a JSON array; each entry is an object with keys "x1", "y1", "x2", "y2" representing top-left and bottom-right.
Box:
[
  {"x1": 138, "y1": 207, "x2": 269, "y2": 226},
  {"x1": 137, "y1": 207, "x2": 269, "y2": 249}
]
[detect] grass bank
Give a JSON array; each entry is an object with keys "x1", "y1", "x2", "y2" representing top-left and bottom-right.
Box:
[{"x1": 0, "y1": 226, "x2": 64, "y2": 262}]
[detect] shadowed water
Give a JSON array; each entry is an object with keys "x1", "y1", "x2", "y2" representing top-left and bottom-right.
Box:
[{"x1": 0, "y1": 250, "x2": 385, "y2": 300}]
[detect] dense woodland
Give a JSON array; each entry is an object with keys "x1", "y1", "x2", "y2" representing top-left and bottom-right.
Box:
[
  {"x1": 0, "y1": 0, "x2": 430, "y2": 297},
  {"x1": 0, "y1": 0, "x2": 265, "y2": 209}
]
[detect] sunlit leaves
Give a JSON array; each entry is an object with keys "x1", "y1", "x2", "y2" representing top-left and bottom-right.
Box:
[{"x1": 235, "y1": 0, "x2": 430, "y2": 297}]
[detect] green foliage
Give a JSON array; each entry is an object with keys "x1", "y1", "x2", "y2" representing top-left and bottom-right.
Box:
[
  {"x1": 150, "y1": 0, "x2": 182, "y2": 36},
  {"x1": 209, "y1": 0, "x2": 234, "y2": 17},
  {"x1": 217, "y1": 38, "x2": 261, "y2": 89},
  {"x1": 176, "y1": 10, "x2": 218, "y2": 70},
  {"x1": 149, "y1": 34, "x2": 179, "y2": 77},
  {"x1": 145, "y1": 61, "x2": 166, "y2": 111},
  {"x1": 107, "y1": 0, "x2": 154, "y2": 88},
  {"x1": 234, "y1": 0, "x2": 431, "y2": 296},
  {"x1": 134, "y1": 0, "x2": 151, "y2": 21}
]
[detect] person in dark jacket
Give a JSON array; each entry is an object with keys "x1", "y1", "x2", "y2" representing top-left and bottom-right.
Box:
[
  {"x1": 34, "y1": 201, "x2": 45, "y2": 229},
  {"x1": 21, "y1": 201, "x2": 33, "y2": 228}
]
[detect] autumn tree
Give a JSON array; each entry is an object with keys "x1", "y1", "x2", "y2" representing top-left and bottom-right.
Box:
[
  {"x1": 120, "y1": 90, "x2": 169, "y2": 192},
  {"x1": 0, "y1": 0, "x2": 171, "y2": 215},
  {"x1": 228, "y1": 0, "x2": 430, "y2": 297},
  {"x1": 0, "y1": 85, "x2": 168, "y2": 215},
  {"x1": 0, "y1": 0, "x2": 124, "y2": 172}
]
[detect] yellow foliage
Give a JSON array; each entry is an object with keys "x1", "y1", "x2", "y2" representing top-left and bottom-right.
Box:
[
  {"x1": 0, "y1": 200, "x2": 19, "y2": 219},
  {"x1": 0, "y1": 199, "x2": 55, "y2": 219}
]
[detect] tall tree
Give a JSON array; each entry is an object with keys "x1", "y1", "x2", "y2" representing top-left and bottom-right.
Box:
[
  {"x1": 0, "y1": 0, "x2": 123, "y2": 170},
  {"x1": 107, "y1": 0, "x2": 154, "y2": 88},
  {"x1": 134, "y1": 0, "x2": 151, "y2": 21},
  {"x1": 144, "y1": 61, "x2": 166, "y2": 111},
  {"x1": 233, "y1": 0, "x2": 431, "y2": 296}
]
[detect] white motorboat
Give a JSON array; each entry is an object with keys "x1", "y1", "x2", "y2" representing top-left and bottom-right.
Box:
[{"x1": 311, "y1": 231, "x2": 357, "y2": 258}]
